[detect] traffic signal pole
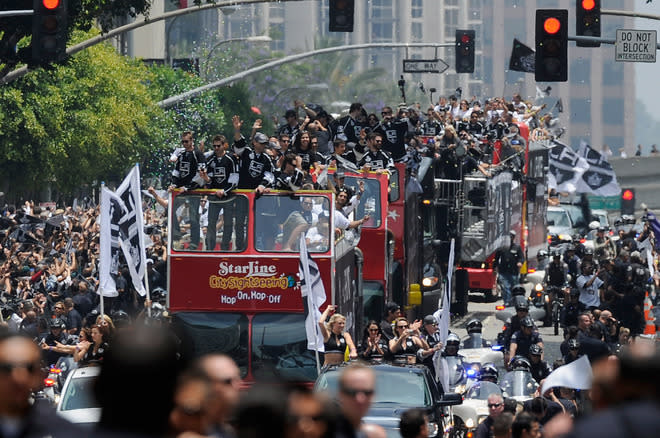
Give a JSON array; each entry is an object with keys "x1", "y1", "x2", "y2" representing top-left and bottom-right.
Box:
[{"x1": 0, "y1": 10, "x2": 34, "y2": 17}]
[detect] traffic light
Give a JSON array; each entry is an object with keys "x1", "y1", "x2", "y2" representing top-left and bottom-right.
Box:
[
  {"x1": 576, "y1": 0, "x2": 601, "y2": 47},
  {"x1": 535, "y1": 9, "x2": 568, "y2": 82},
  {"x1": 329, "y1": 0, "x2": 354, "y2": 33},
  {"x1": 455, "y1": 30, "x2": 475, "y2": 73},
  {"x1": 621, "y1": 188, "x2": 635, "y2": 215},
  {"x1": 32, "y1": 0, "x2": 68, "y2": 65}
]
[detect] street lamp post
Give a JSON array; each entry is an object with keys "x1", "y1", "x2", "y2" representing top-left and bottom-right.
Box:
[{"x1": 203, "y1": 35, "x2": 272, "y2": 79}]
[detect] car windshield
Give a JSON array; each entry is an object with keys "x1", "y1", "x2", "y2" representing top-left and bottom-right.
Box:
[
  {"x1": 171, "y1": 312, "x2": 249, "y2": 378},
  {"x1": 547, "y1": 210, "x2": 571, "y2": 228},
  {"x1": 251, "y1": 313, "x2": 318, "y2": 382},
  {"x1": 59, "y1": 376, "x2": 99, "y2": 411},
  {"x1": 316, "y1": 367, "x2": 432, "y2": 406},
  {"x1": 465, "y1": 381, "x2": 502, "y2": 400}
]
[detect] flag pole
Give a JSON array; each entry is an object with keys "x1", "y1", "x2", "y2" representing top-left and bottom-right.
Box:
[
  {"x1": 135, "y1": 164, "x2": 152, "y2": 319},
  {"x1": 99, "y1": 182, "x2": 105, "y2": 319}
]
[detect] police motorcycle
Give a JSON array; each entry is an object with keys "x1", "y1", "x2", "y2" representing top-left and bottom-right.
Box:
[
  {"x1": 43, "y1": 356, "x2": 78, "y2": 406},
  {"x1": 459, "y1": 320, "x2": 504, "y2": 383},
  {"x1": 440, "y1": 334, "x2": 470, "y2": 395},
  {"x1": 495, "y1": 285, "x2": 545, "y2": 323},
  {"x1": 451, "y1": 364, "x2": 502, "y2": 438},
  {"x1": 500, "y1": 356, "x2": 539, "y2": 403}
]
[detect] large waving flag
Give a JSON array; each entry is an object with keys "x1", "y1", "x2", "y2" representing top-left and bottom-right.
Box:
[
  {"x1": 99, "y1": 186, "x2": 126, "y2": 297},
  {"x1": 509, "y1": 39, "x2": 535, "y2": 73},
  {"x1": 542, "y1": 355, "x2": 592, "y2": 393},
  {"x1": 299, "y1": 234, "x2": 326, "y2": 353},
  {"x1": 548, "y1": 140, "x2": 590, "y2": 193},
  {"x1": 115, "y1": 165, "x2": 148, "y2": 296},
  {"x1": 575, "y1": 141, "x2": 621, "y2": 196}
]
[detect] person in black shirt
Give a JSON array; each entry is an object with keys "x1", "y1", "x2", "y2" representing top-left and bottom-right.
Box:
[
  {"x1": 277, "y1": 108, "x2": 301, "y2": 140},
  {"x1": 169, "y1": 131, "x2": 206, "y2": 249},
  {"x1": 336, "y1": 102, "x2": 366, "y2": 145},
  {"x1": 375, "y1": 106, "x2": 408, "y2": 161},
  {"x1": 328, "y1": 138, "x2": 358, "y2": 169},
  {"x1": 274, "y1": 154, "x2": 304, "y2": 191},
  {"x1": 231, "y1": 116, "x2": 274, "y2": 251},
  {"x1": 357, "y1": 132, "x2": 394, "y2": 172},
  {"x1": 203, "y1": 134, "x2": 239, "y2": 251}
]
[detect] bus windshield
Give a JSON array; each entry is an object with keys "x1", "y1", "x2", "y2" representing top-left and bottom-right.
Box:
[
  {"x1": 172, "y1": 312, "x2": 249, "y2": 378},
  {"x1": 251, "y1": 313, "x2": 319, "y2": 382}
]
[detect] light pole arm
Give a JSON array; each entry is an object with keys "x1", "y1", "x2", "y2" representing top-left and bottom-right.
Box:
[{"x1": 158, "y1": 42, "x2": 453, "y2": 108}]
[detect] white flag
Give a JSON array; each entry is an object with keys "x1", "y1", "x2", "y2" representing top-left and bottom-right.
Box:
[
  {"x1": 548, "y1": 140, "x2": 589, "y2": 193},
  {"x1": 299, "y1": 235, "x2": 326, "y2": 352},
  {"x1": 115, "y1": 165, "x2": 148, "y2": 296},
  {"x1": 541, "y1": 355, "x2": 593, "y2": 393},
  {"x1": 433, "y1": 239, "x2": 454, "y2": 390},
  {"x1": 99, "y1": 187, "x2": 126, "y2": 297},
  {"x1": 575, "y1": 141, "x2": 621, "y2": 196}
]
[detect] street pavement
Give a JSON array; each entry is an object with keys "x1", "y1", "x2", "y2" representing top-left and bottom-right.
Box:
[{"x1": 450, "y1": 290, "x2": 564, "y2": 366}]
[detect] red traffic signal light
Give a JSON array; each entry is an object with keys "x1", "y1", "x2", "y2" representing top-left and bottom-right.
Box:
[
  {"x1": 42, "y1": 0, "x2": 61, "y2": 9},
  {"x1": 622, "y1": 189, "x2": 634, "y2": 201},
  {"x1": 543, "y1": 17, "x2": 561, "y2": 34},
  {"x1": 621, "y1": 188, "x2": 635, "y2": 215},
  {"x1": 576, "y1": 0, "x2": 601, "y2": 47},
  {"x1": 455, "y1": 29, "x2": 475, "y2": 74},
  {"x1": 535, "y1": 9, "x2": 568, "y2": 82}
]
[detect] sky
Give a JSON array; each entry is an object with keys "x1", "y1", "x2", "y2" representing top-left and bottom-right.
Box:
[{"x1": 635, "y1": 2, "x2": 660, "y2": 120}]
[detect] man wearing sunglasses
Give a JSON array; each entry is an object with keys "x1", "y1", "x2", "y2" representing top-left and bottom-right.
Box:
[
  {"x1": 0, "y1": 333, "x2": 82, "y2": 436},
  {"x1": 475, "y1": 393, "x2": 505, "y2": 438},
  {"x1": 336, "y1": 364, "x2": 375, "y2": 438}
]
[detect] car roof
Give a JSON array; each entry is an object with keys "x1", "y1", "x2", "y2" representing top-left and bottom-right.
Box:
[
  {"x1": 69, "y1": 366, "x2": 101, "y2": 378},
  {"x1": 320, "y1": 362, "x2": 429, "y2": 374}
]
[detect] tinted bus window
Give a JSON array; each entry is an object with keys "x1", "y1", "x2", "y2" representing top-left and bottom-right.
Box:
[
  {"x1": 172, "y1": 312, "x2": 249, "y2": 378},
  {"x1": 255, "y1": 195, "x2": 330, "y2": 252},
  {"x1": 343, "y1": 177, "x2": 382, "y2": 227},
  {"x1": 251, "y1": 313, "x2": 319, "y2": 382},
  {"x1": 171, "y1": 193, "x2": 249, "y2": 252}
]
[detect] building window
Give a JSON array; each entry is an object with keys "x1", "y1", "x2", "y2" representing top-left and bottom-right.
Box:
[
  {"x1": 411, "y1": 22, "x2": 422, "y2": 42},
  {"x1": 372, "y1": 22, "x2": 393, "y2": 41},
  {"x1": 468, "y1": 0, "x2": 481, "y2": 20},
  {"x1": 412, "y1": 0, "x2": 423, "y2": 18},
  {"x1": 570, "y1": 58, "x2": 591, "y2": 84},
  {"x1": 602, "y1": 98, "x2": 624, "y2": 126},
  {"x1": 603, "y1": 136, "x2": 624, "y2": 152},
  {"x1": 603, "y1": 62, "x2": 624, "y2": 86},
  {"x1": 570, "y1": 98, "x2": 591, "y2": 125},
  {"x1": 371, "y1": 0, "x2": 394, "y2": 20}
]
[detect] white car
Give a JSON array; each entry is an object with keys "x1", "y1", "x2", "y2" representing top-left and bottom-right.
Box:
[{"x1": 56, "y1": 366, "x2": 101, "y2": 428}]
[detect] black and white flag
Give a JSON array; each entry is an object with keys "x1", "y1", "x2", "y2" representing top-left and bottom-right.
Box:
[
  {"x1": 548, "y1": 140, "x2": 589, "y2": 193},
  {"x1": 99, "y1": 186, "x2": 125, "y2": 297},
  {"x1": 509, "y1": 39, "x2": 535, "y2": 73},
  {"x1": 115, "y1": 165, "x2": 148, "y2": 296},
  {"x1": 299, "y1": 234, "x2": 326, "y2": 352},
  {"x1": 575, "y1": 141, "x2": 621, "y2": 196}
]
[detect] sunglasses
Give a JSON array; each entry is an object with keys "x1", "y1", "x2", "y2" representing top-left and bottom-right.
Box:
[
  {"x1": 341, "y1": 387, "x2": 375, "y2": 398},
  {"x1": 213, "y1": 144, "x2": 223, "y2": 148},
  {"x1": 369, "y1": 328, "x2": 379, "y2": 332},
  {"x1": 0, "y1": 362, "x2": 41, "y2": 374},
  {"x1": 488, "y1": 403, "x2": 503, "y2": 408},
  {"x1": 397, "y1": 324, "x2": 409, "y2": 329}
]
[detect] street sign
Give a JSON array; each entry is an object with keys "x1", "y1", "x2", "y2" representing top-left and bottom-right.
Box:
[
  {"x1": 587, "y1": 195, "x2": 621, "y2": 210},
  {"x1": 615, "y1": 29, "x2": 656, "y2": 63},
  {"x1": 403, "y1": 59, "x2": 449, "y2": 73}
]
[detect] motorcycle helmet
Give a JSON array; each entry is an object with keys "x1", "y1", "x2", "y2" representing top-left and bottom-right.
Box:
[
  {"x1": 529, "y1": 344, "x2": 543, "y2": 356},
  {"x1": 565, "y1": 244, "x2": 575, "y2": 252},
  {"x1": 50, "y1": 318, "x2": 66, "y2": 330},
  {"x1": 569, "y1": 288, "x2": 580, "y2": 298},
  {"x1": 514, "y1": 298, "x2": 530, "y2": 312},
  {"x1": 510, "y1": 356, "x2": 532, "y2": 372},
  {"x1": 583, "y1": 247, "x2": 594, "y2": 256},
  {"x1": 511, "y1": 285, "x2": 526, "y2": 297},
  {"x1": 567, "y1": 339, "x2": 580, "y2": 350},
  {"x1": 446, "y1": 333, "x2": 461, "y2": 346},
  {"x1": 110, "y1": 310, "x2": 130, "y2": 328},
  {"x1": 551, "y1": 249, "x2": 562, "y2": 258},
  {"x1": 520, "y1": 316, "x2": 535, "y2": 328},
  {"x1": 480, "y1": 363, "x2": 499, "y2": 382},
  {"x1": 151, "y1": 287, "x2": 167, "y2": 304},
  {"x1": 466, "y1": 319, "x2": 483, "y2": 334},
  {"x1": 537, "y1": 249, "x2": 548, "y2": 260}
]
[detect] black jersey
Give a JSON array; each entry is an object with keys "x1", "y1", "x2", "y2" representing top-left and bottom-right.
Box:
[
  {"x1": 296, "y1": 148, "x2": 324, "y2": 172},
  {"x1": 274, "y1": 167, "x2": 305, "y2": 191},
  {"x1": 172, "y1": 148, "x2": 206, "y2": 188},
  {"x1": 357, "y1": 149, "x2": 394, "y2": 171},
  {"x1": 206, "y1": 153, "x2": 239, "y2": 192},
  {"x1": 336, "y1": 115, "x2": 365, "y2": 144},
  {"x1": 233, "y1": 138, "x2": 275, "y2": 189},
  {"x1": 375, "y1": 119, "x2": 408, "y2": 161},
  {"x1": 421, "y1": 120, "x2": 443, "y2": 136}
]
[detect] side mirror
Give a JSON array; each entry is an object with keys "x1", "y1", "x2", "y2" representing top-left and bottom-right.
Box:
[{"x1": 436, "y1": 392, "x2": 462, "y2": 407}]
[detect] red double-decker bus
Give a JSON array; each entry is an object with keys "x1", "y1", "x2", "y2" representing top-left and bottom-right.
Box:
[{"x1": 166, "y1": 188, "x2": 367, "y2": 383}]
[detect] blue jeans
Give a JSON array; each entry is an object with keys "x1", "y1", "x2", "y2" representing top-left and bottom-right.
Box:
[{"x1": 498, "y1": 272, "x2": 519, "y2": 306}]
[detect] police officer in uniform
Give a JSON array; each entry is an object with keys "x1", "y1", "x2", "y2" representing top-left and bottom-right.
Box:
[{"x1": 509, "y1": 316, "x2": 543, "y2": 365}]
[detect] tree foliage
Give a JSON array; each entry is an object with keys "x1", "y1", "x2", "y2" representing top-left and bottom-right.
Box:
[{"x1": 0, "y1": 30, "x2": 168, "y2": 201}]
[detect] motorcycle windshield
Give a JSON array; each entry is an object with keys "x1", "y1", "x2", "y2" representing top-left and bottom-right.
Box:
[
  {"x1": 500, "y1": 371, "x2": 539, "y2": 398},
  {"x1": 462, "y1": 334, "x2": 483, "y2": 349},
  {"x1": 444, "y1": 356, "x2": 467, "y2": 387},
  {"x1": 465, "y1": 381, "x2": 502, "y2": 400}
]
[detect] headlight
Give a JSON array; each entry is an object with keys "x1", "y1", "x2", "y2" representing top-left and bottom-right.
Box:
[
  {"x1": 477, "y1": 415, "x2": 488, "y2": 424},
  {"x1": 427, "y1": 421, "x2": 439, "y2": 437},
  {"x1": 422, "y1": 276, "x2": 438, "y2": 287},
  {"x1": 465, "y1": 418, "x2": 475, "y2": 429},
  {"x1": 534, "y1": 283, "x2": 544, "y2": 292},
  {"x1": 454, "y1": 384, "x2": 466, "y2": 394}
]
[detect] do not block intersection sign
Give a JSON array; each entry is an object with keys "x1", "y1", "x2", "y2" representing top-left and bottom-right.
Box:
[{"x1": 615, "y1": 29, "x2": 657, "y2": 63}]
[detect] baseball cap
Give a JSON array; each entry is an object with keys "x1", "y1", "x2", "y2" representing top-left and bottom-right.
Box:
[{"x1": 253, "y1": 132, "x2": 269, "y2": 144}]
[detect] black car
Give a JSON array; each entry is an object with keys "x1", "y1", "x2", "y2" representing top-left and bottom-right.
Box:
[{"x1": 314, "y1": 363, "x2": 462, "y2": 438}]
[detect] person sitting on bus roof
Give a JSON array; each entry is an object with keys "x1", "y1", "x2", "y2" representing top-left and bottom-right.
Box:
[
  {"x1": 274, "y1": 154, "x2": 304, "y2": 192},
  {"x1": 357, "y1": 132, "x2": 394, "y2": 173},
  {"x1": 319, "y1": 305, "x2": 358, "y2": 366}
]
